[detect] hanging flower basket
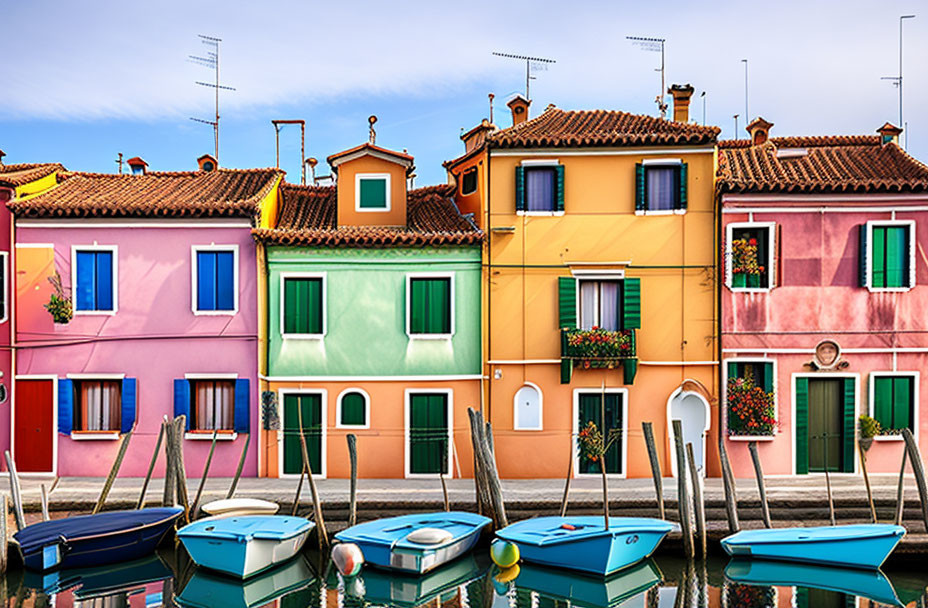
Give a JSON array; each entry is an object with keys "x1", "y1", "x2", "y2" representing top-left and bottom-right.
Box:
[
  {"x1": 564, "y1": 327, "x2": 635, "y2": 368},
  {"x1": 727, "y1": 370, "x2": 776, "y2": 437}
]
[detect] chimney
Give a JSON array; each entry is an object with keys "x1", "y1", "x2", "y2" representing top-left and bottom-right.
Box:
[
  {"x1": 877, "y1": 122, "x2": 903, "y2": 146},
  {"x1": 0, "y1": 149, "x2": 5, "y2": 166},
  {"x1": 126, "y1": 157, "x2": 148, "y2": 176},
  {"x1": 507, "y1": 95, "x2": 531, "y2": 127},
  {"x1": 197, "y1": 154, "x2": 218, "y2": 172},
  {"x1": 746, "y1": 117, "x2": 774, "y2": 145},
  {"x1": 668, "y1": 84, "x2": 695, "y2": 123}
]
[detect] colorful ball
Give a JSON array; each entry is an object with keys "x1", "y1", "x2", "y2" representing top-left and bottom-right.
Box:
[
  {"x1": 331, "y1": 542, "x2": 364, "y2": 577},
  {"x1": 490, "y1": 539, "x2": 520, "y2": 568}
]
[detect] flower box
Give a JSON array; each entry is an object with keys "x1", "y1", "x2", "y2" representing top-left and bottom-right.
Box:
[{"x1": 727, "y1": 373, "x2": 777, "y2": 437}]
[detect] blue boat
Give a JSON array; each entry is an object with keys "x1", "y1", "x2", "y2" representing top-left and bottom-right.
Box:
[
  {"x1": 495, "y1": 516, "x2": 673, "y2": 576},
  {"x1": 720, "y1": 524, "x2": 905, "y2": 570},
  {"x1": 177, "y1": 554, "x2": 316, "y2": 608},
  {"x1": 177, "y1": 515, "x2": 314, "y2": 579},
  {"x1": 725, "y1": 558, "x2": 903, "y2": 607},
  {"x1": 23, "y1": 553, "x2": 172, "y2": 598},
  {"x1": 13, "y1": 507, "x2": 183, "y2": 572},
  {"x1": 348, "y1": 554, "x2": 487, "y2": 608},
  {"x1": 333, "y1": 512, "x2": 491, "y2": 574},
  {"x1": 514, "y1": 559, "x2": 662, "y2": 608}
]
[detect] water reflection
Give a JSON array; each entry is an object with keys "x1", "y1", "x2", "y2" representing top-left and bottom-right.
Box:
[{"x1": 6, "y1": 548, "x2": 928, "y2": 607}]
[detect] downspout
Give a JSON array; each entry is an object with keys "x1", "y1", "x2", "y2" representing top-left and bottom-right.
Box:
[
  {"x1": 8, "y1": 205, "x2": 15, "y2": 474},
  {"x1": 716, "y1": 166, "x2": 725, "y2": 455},
  {"x1": 486, "y1": 147, "x2": 492, "y2": 424}
]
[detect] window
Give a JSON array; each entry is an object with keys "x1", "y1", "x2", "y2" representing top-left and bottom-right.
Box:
[
  {"x1": 74, "y1": 380, "x2": 121, "y2": 431},
  {"x1": 407, "y1": 275, "x2": 453, "y2": 337},
  {"x1": 871, "y1": 374, "x2": 916, "y2": 436},
  {"x1": 514, "y1": 383, "x2": 542, "y2": 430},
  {"x1": 356, "y1": 173, "x2": 390, "y2": 210},
  {"x1": 862, "y1": 222, "x2": 914, "y2": 290},
  {"x1": 73, "y1": 247, "x2": 116, "y2": 313},
  {"x1": 0, "y1": 251, "x2": 7, "y2": 323},
  {"x1": 461, "y1": 168, "x2": 478, "y2": 195},
  {"x1": 515, "y1": 163, "x2": 564, "y2": 213},
  {"x1": 282, "y1": 275, "x2": 324, "y2": 337},
  {"x1": 726, "y1": 360, "x2": 776, "y2": 437},
  {"x1": 337, "y1": 389, "x2": 369, "y2": 428},
  {"x1": 194, "y1": 247, "x2": 237, "y2": 313},
  {"x1": 579, "y1": 280, "x2": 622, "y2": 330},
  {"x1": 727, "y1": 223, "x2": 775, "y2": 290},
  {"x1": 635, "y1": 162, "x2": 687, "y2": 213},
  {"x1": 174, "y1": 377, "x2": 250, "y2": 435}
]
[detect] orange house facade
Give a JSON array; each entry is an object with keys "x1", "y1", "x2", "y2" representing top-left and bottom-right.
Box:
[{"x1": 447, "y1": 89, "x2": 722, "y2": 479}]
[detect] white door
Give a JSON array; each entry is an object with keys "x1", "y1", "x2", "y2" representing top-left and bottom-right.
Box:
[{"x1": 668, "y1": 390, "x2": 710, "y2": 477}]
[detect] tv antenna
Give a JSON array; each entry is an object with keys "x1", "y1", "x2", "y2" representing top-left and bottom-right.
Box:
[
  {"x1": 189, "y1": 35, "x2": 236, "y2": 160},
  {"x1": 881, "y1": 15, "x2": 916, "y2": 149},
  {"x1": 492, "y1": 52, "x2": 556, "y2": 100},
  {"x1": 272, "y1": 120, "x2": 306, "y2": 185},
  {"x1": 627, "y1": 36, "x2": 667, "y2": 118}
]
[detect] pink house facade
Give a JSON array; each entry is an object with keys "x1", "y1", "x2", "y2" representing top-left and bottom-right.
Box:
[
  {"x1": 719, "y1": 120, "x2": 928, "y2": 476},
  {"x1": 8, "y1": 163, "x2": 282, "y2": 478}
]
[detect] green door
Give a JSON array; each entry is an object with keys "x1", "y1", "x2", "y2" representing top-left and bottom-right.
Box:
[
  {"x1": 808, "y1": 379, "x2": 843, "y2": 473},
  {"x1": 577, "y1": 393, "x2": 623, "y2": 475},
  {"x1": 409, "y1": 393, "x2": 449, "y2": 475},
  {"x1": 283, "y1": 393, "x2": 322, "y2": 475}
]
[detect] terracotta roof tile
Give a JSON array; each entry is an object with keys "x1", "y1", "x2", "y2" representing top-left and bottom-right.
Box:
[
  {"x1": 487, "y1": 107, "x2": 719, "y2": 149},
  {"x1": 254, "y1": 183, "x2": 483, "y2": 247},
  {"x1": 0, "y1": 163, "x2": 64, "y2": 188},
  {"x1": 9, "y1": 168, "x2": 284, "y2": 218},
  {"x1": 717, "y1": 136, "x2": 928, "y2": 194}
]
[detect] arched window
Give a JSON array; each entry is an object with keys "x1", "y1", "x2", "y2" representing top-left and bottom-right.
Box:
[
  {"x1": 514, "y1": 383, "x2": 543, "y2": 430},
  {"x1": 337, "y1": 389, "x2": 370, "y2": 428}
]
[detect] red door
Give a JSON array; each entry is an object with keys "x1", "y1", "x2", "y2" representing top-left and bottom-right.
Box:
[{"x1": 15, "y1": 380, "x2": 54, "y2": 473}]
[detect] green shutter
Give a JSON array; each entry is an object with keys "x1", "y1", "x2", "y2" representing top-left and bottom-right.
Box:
[
  {"x1": 872, "y1": 226, "x2": 886, "y2": 288},
  {"x1": 515, "y1": 166, "x2": 526, "y2": 212},
  {"x1": 622, "y1": 278, "x2": 641, "y2": 330},
  {"x1": 432, "y1": 278, "x2": 451, "y2": 334},
  {"x1": 893, "y1": 376, "x2": 912, "y2": 431},
  {"x1": 623, "y1": 358, "x2": 638, "y2": 385},
  {"x1": 635, "y1": 163, "x2": 645, "y2": 211},
  {"x1": 873, "y1": 377, "x2": 893, "y2": 429},
  {"x1": 727, "y1": 362, "x2": 738, "y2": 381},
  {"x1": 842, "y1": 378, "x2": 856, "y2": 473},
  {"x1": 341, "y1": 392, "x2": 367, "y2": 426},
  {"x1": 762, "y1": 362, "x2": 774, "y2": 393},
  {"x1": 560, "y1": 358, "x2": 573, "y2": 384},
  {"x1": 410, "y1": 279, "x2": 427, "y2": 334},
  {"x1": 676, "y1": 162, "x2": 688, "y2": 210},
  {"x1": 284, "y1": 278, "x2": 322, "y2": 335},
  {"x1": 557, "y1": 277, "x2": 577, "y2": 329},
  {"x1": 795, "y1": 377, "x2": 809, "y2": 474},
  {"x1": 858, "y1": 224, "x2": 869, "y2": 288},
  {"x1": 555, "y1": 165, "x2": 565, "y2": 212},
  {"x1": 886, "y1": 226, "x2": 907, "y2": 288}
]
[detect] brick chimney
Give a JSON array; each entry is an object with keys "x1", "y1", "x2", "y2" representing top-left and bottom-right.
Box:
[
  {"x1": 668, "y1": 84, "x2": 695, "y2": 123},
  {"x1": 746, "y1": 117, "x2": 774, "y2": 145},
  {"x1": 126, "y1": 156, "x2": 148, "y2": 176},
  {"x1": 877, "y1": 122, "x2": 903, "y2": 146},
  {"x1": 507, "y1": 95, "x2": 531, "y2": 127}
]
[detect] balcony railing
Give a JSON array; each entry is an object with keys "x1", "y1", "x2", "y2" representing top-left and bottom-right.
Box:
[{"x1": 560, "y1": 328, "x2": 638, "y2": 384}]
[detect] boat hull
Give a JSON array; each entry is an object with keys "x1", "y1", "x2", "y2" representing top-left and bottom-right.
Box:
[
  {"x1": 721, "y1": 524, "x2": 906, "y2": 570},
  {"x1": 177, "y1": 555, "x2": 316, "y2": 608},
  {"x1": 181, "y1": 530, "x2": 311, "y2": 579},
  {"x1": 514, "y1": 559, "x2": 662, "y2": 608}
]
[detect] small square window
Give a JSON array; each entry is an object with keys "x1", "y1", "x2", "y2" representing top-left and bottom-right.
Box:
[
  {"x1": 871, "y1": 375, "x2": 915, "y2": 436},
  {"x1": 195, "y1": 249, "x2": 236, "y2": 312},
  {"x1": 461, "y1": 168, "x2": 478, "y2": 195},
  {"x1": 358, "y1": 176, "x2": 389, "y2": 209},
  {"x1": 525, "y1": 167, "x2": 556, "y2": 212},
  {"x1": 728, "y1": 224, "x2": 774, "y2": 290},
  {"x1": 283, "y1": 276, "x2": 324, "y2": 336},
  {"x1": 408, "y1": 276, "x2": 452, "y2": 336},
  {"x1": 73, "y1": 380, "x2": 122, "y2": 432},
  {"x1": 74, "y1": 249, "x2": 116, "y2": 312},
  {"x1": 190, "y1": 380, "x2": 235, "y2": 431},
  {"x1": 644, "y1": 165, "x2": 681, "y2": 211},
  {"x1": 869, "y1": 224, "x2": 912, "y2": 289}
]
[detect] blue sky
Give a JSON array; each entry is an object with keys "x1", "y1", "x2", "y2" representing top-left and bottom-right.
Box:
[{"x1": 2, "y1": 0, "x2": 926, "y2": 186}]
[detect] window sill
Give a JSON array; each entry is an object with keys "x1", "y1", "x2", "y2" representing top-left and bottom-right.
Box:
[
  {"x1": 728, "y1": 434, "x2": 777, "y2": 442},
  {"x1": 867, "y1": 287, "x2": 915, "y2": 293},
  {"x1": 516, "y1": 211, "x2": 564, "y2": 217},
  {"x1": 873, "y1": 435, "x2": 906, "y2": 442},
  {"x1": 185, "y1": 431, "x2": 238, "y2": 441},
  {"x1": 729, "y1": 287, "x2": 773, "y2": 293},
  {"x1": 335, "y1": 423, "x2": 370, "y2": 430},
  {"x1": 408, "y1": 334, "x2": 454, "y2": 341},
  {"x1": 635, "y1": 209, "x2": 686, "y2": 216},
  {"x1": 281, "y1": 333, "x2": 325, "y2": 341},
  {"x1": 70, "y1": 431, "x2": 121, "y2": 441},
  {"x1": 192, "y1": 310, "x2": 237, "y2": 316},
  {"x1": 513, "y1": 427, "x2": 544, "y2": 432},
  {"x1": 73, "y1": 310, "x2": 117, "y2": 316}
]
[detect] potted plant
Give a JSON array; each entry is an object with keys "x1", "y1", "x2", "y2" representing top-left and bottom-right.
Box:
[
  {"x1": 731, "y1": 237, "x2": 765, "y2": 288},
  {"x1": 577, "y1": 418, "x2": 620, "y2": 530},
  {"x1": 858, "y1": 414, "x2": 881, "y2": 451},
  {"x1": 44, "y1": 271, "x2": 73, "y2": 325},
  {"x1": 727, "y1": 370, "x2": 777, "y2": 437}
]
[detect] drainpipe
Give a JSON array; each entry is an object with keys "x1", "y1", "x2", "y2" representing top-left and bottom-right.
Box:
[
  {"x1": 716, "y1": 176, "x2": 725, "y2": 458},
  {"x1": 486, "y1": 148, "x2": 492, "y2": 424}
]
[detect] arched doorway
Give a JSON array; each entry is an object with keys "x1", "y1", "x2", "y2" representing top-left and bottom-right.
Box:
[{"x1": 667, "y1": 384, "x2": 711, "y2": 477}]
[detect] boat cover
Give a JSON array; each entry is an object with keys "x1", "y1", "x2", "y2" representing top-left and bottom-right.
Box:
[
  {"x1": 335, "y1": 512, "x2": 490, "y2": 550},
  {"x1": 723, "y1": 524, "x2": 906, "y2": 546},
  {"x1": 178, "y1": 515, "x2": 313, "y2": 542},
  {"x1": 497, "y1": 516, "x2": 673, "y2": 547},
  {"x1": 14, "y1": 508, "x2": 183, "y2": 556}
]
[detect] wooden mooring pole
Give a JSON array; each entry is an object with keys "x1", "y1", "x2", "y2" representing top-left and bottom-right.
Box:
[
  {"x1": 468, "y1": 408, "x2": 507, "y2": 529},
  {"x1": 94, "y1": 430, "x2": 133, "y2": 514},
  {"x1": 748, "y1": 441, "x2": 772, "y2": 529},
  {"x1": 297, "y1": 402, "x2": 328, "y2": 548},
  {"x1": 642, "y1": 422, "x2": 664, "y2": 520},
  {"x1": 226, "y1": 432, "x2": 250, "y2": 500},
  {"x1": 719, "y1": 439, "x2": 740, "y2": 533},
  {"x1": 559, "y1": 447, "x2": 573, "y2": 518},
  {"x1": 347, "y1": 434, "x2": 358, "y2": 527},
  {"x1": 671, "y1": 420, "x2": 694, "y2": 559},
  {"x1": 171, "y1": 417, "x2": 191, "y2": 521},
  {"x1": 189, "y1": 430, "x2": 219, "y2": 518},
  {"x1": 686, "y1": 443, "x2": 706, "y2": 557},
  {"x1": 4, "y1": 451, "x2": 25, "y2": 531},
  {"x1": 902, "y1": 428, "x2": 928, "y2": 533},
  {"x1": 162, "y1": 418, "x2": 177, "y2": 507},
  {"x1": 138, "y1": 422, "x2": 165, "y2": 509},
  {"x1": 858, "y1": 440, "x2": 877, "y2": 523},
  {"x1": 895, "y1": 447, "x2": 908, "y2": 526},
  {"x1": 40, "y1": 485, "x2": 50, "y2": 522},
  {"x1": 1, "y1": 494, "x2": 8, "y2": 574}
]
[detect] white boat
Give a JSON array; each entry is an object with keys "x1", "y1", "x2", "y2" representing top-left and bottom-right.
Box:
[
  {"x1": 177, "y1": 515, "x2": 314, "y2": 579},
  {"x1": 201, "y1": 498, "x2": 280, "y2": 518}
]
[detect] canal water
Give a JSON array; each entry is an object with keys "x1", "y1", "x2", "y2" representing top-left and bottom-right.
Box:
[{"x1": 8, "y1": 549, "x2": 928, "y2": 607}]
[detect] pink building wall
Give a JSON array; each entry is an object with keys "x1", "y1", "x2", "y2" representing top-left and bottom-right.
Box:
[
  {"x1": 722, "y1": 195, "x2": 928, "y2": 476},
  {"x1": 13, "y1": 222, "x2": 259, "y2": 477},
  {"x1": 0, "y1": 192, "x2": 11, "y2": 466}
]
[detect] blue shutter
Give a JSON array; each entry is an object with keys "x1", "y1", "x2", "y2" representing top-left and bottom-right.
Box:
[
  {"x1": 121, "y1": 378, "x2": 137, "y2": 433},
  {"x1": 216, "y1": 251, "x2": 235, "y2": 311},
  {"x1": 234, "y1": 379, "x2": 250, "y2": 434},
  {"x1": 515, "y1": 166, "x2": 526, "y2": 212},
  {"x1": 95, "y1": 251, "x2": 114, "y2": 310},
  {"x1": 197, "y1": 252, "x2": 216, "y2": 311},
  {"x1": 58, "y1": 379, "x2": 73, "y2": 435},
  {"x1": 75, "y1": 251, "x2": 95, "y2": 311},
  {"x1": 174, "y1": 379, "x2": 191, "y2": 431}
]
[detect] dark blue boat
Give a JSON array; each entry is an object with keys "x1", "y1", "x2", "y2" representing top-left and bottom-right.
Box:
[{"x1": 14, "y1": 507, "x2": 183, "y2": 571}]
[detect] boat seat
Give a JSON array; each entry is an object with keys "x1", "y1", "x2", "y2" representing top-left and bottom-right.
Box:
[{"x1": 405, "y1": 528, "x2": 454, "y2": 545}]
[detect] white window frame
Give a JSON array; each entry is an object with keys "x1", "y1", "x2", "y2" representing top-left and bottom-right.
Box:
[
  {"x1": 790, "y1": 372, "x2": 860, "y2": 475},
  {"x1": 71, "y1": 244, "x2": 118, "y2": 315},
  {"x1": 722, "y1": 357, "x2": 778, "y2": 441},
  {"x1": 276, "y1": 388, "x2": 327, "y2": 478},
  {"x1": 355, "y1": 173, "x2": 392, "y2": 212},
  {"x1": 335, "y1": 388, "x2": 371, "y2": 429},
  {"x1": 577, "y1": 277, "x2": 624, "y2": 331},
  {"x1": 864, "y1": 220, "x2": 916, "y2": 293},
  {"x1": 184, "y1": 376, "x2": 239, "y2": 439},
  {"x1": 404, "y1": 388, "x2": 454, "y2": 479},
  {"x1": 518, "y1": 159, "x2": 564, "y2": 217},
  {"x1": 0, "y1": 251, "x2": 7, "y2": 324},
  {"x1": 279, "y1": 272, "x2": 326, "y2": 339},
  {"x1": 572, "y1": 387, "x2": 629, "y2": 479},
  {"x1": 868, "y1": 371, "x2": 919, "y2": 442},
  {"x1": 67, "y1": 374, "x2": 124, "y2": 440},
  {"x1": 405, "y1": 272, "x2": 455, "y2": 340},
  {"x1": 513, "y1": 382, "x2": 544, "y2": 431},
  {"x1": 725, "y1": 222, "x2": 777, "y2": 292},
  {"x1": 191, "y1": 245, "x2": 239, "y2": 316},
  {"x1": 638, "y1": 158, "x2": 686, "y2": 216}
]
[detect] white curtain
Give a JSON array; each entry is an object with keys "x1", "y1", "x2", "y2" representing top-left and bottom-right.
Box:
[
  {"x1": 195, "y1": 381, "x2": 234, "y2": 431},
  {"x1": 600, "y1": 282, "x2": 619, "y2": 330},
  {"x1": 646, "y1": 166, "x2": 676, "y2": 210},
  {"x1": 81, "y1": 381, "x2": 120, "y2": 431},
  {"x1": 580, "y1": 281, "x2": 619, "y2": 330},
  {"x1": 580, "y1": 282, "x2": 598, "y2": 330}
]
